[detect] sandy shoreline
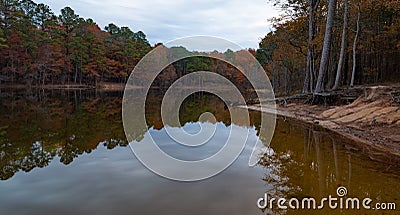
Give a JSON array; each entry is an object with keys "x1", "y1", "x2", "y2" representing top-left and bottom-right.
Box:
[{"x1": 244, "y1": 86, "x2": 400, "y2": 164}]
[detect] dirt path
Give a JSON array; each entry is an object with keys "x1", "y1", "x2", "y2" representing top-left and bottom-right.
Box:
[{"x1": 246, "y1": 85, "x2": 400, "y2": 163}]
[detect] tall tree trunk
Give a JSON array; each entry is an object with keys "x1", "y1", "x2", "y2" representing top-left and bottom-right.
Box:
[
  {"x1": 285, "y1": 67, "x2": 288, "y2": 95},
  {"x1": 42, "y1": 71, "x2": 46, "y2": 86},
  {"x1": 272, "y1": 60, "x2": 275, "y2": 91},
  {"x1": 74, "y1": 64, "x2": 78, "y2": 84},
  {"x1": 11, "y1": 53, "x2": 14, "y2": 87},
  {"x1": 350, "y1": 1, "x2": 360, "y2": 88},
  {"x1": 333, "y1": 0, "x2": 349, "y2": 90},
  {"x1": 303, "y1": 0, "x2": 319, "y2": 93},
  {"x1": 315, "y1": 0, "x2": 337, "y2": 93},
  {"x1": 343, "y1": 52, "x2": 349, "y2": 85}
]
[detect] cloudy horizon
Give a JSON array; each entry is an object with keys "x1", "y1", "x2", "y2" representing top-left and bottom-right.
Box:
[{"x1": 36, "y1": 0, "x2": 279, "y2": 49}]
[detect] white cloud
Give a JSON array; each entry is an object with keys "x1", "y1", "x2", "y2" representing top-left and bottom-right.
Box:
[{"x1": 36, "y1": 0, "x2": 279, "y2": 48}]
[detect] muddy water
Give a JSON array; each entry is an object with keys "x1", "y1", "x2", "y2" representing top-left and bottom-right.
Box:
[{"x1": 0, "y1": 89, "x2": 398, "y2": 214}]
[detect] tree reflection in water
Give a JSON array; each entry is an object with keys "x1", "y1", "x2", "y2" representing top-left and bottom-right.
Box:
[
  {"x1": 1, "y1": 89, "x2": 399, "y2": 215},
  {"x1": 0, "y1": 89, "x2": 259, "y2": 180},
  {"x1": 258, "y1": 119, "x2": 400, "y2": 215},
  {"x1": 0, "y1": 89, "x2": 127, "y2": 180}
]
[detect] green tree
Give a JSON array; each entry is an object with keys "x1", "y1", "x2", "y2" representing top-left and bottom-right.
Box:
[{"x1": 58, "y1": 6, "x2": 79, "y2": 82}]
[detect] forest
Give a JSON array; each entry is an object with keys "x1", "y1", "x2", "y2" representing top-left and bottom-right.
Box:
[
  {"x1": 1, "y1": 0, "x2": 399, "y2": 94},
  {"x1": 257, "y1": 0, "x2": 400, "y2": 95},
  {"x1": 0, "y1": 0, "x2": 258, "y2": 88},
  {"x1": 0, "y1": 0, "x2": 152, "y2": 86}
]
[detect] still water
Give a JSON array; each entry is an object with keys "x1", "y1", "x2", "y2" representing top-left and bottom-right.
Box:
[{"x1": 0, "y1": 89, "x2": 399, "y2": 215}]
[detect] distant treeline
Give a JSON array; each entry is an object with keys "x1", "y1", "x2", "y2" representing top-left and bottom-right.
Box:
[
  {"x1": 0, "y1": 0, "x2": 260, "y2": 88},
  {"x1": 150, "y1": 47, "x2": 257, "y2": 95},
  {"x1": 256, "y1": 0, "x2": 400, "y2": 95},
  {"x1": 0, "y1": 0, "x2": 152, "y2": 85},
  {"x1": 4, "y1": 0, "x2": 396, "y2": 94}
]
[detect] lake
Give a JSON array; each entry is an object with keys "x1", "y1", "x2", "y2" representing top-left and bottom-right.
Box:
[{"x1": 0, "y1": 89, "x2": 399, "y2": 214}]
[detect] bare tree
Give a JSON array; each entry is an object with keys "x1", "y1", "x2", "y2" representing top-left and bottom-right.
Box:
[
  {"x1": 350, "y1": 1, "x2": 360, "y2": 88},
  {"x1": 303, "y1": 0, "x2": 320, "y2": 93},
  {"x1": 315, "y1": 0, "x2": 337, "y2": 93},
  {"x1": 333, "y1": 0, "x2": 349, "y2": 90}
]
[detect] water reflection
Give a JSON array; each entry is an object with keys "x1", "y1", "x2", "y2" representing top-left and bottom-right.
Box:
[
  {"x1": 0, "y1": 89, "x2": 127, "y2": 180},
  {"x1": 259, "y1": 119, "x2": 400, "y2": 214},
  {"x1": 0, "y1": 89, "x2": 262, "y2": 180},
  {"x1": 0, "y1": 89, "x2": 399, "y2": 215}
]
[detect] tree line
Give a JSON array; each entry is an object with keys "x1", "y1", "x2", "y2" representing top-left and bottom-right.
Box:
[
  {"x1": 256, "y1": 0, "x2": 400, "y2": 95},
  {"x1": 0, "y1": 0, "x2": 260, "y2": 89},
  {"x1": 0, "y1": 0, "x2": 152, "y2": 86}
]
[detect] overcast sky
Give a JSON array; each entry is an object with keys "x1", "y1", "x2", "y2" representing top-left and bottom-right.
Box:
[{"x1": 36, "y1": 0, "x2": 279, "y2": 48}]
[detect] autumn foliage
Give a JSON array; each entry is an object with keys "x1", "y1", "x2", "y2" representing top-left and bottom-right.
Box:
[
  {"x1": 257, "y1": 0, "x2": 400, "y2": 95},
  {"x1": 0, "y1": 0, "x2": 151, "y2": 85}
]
